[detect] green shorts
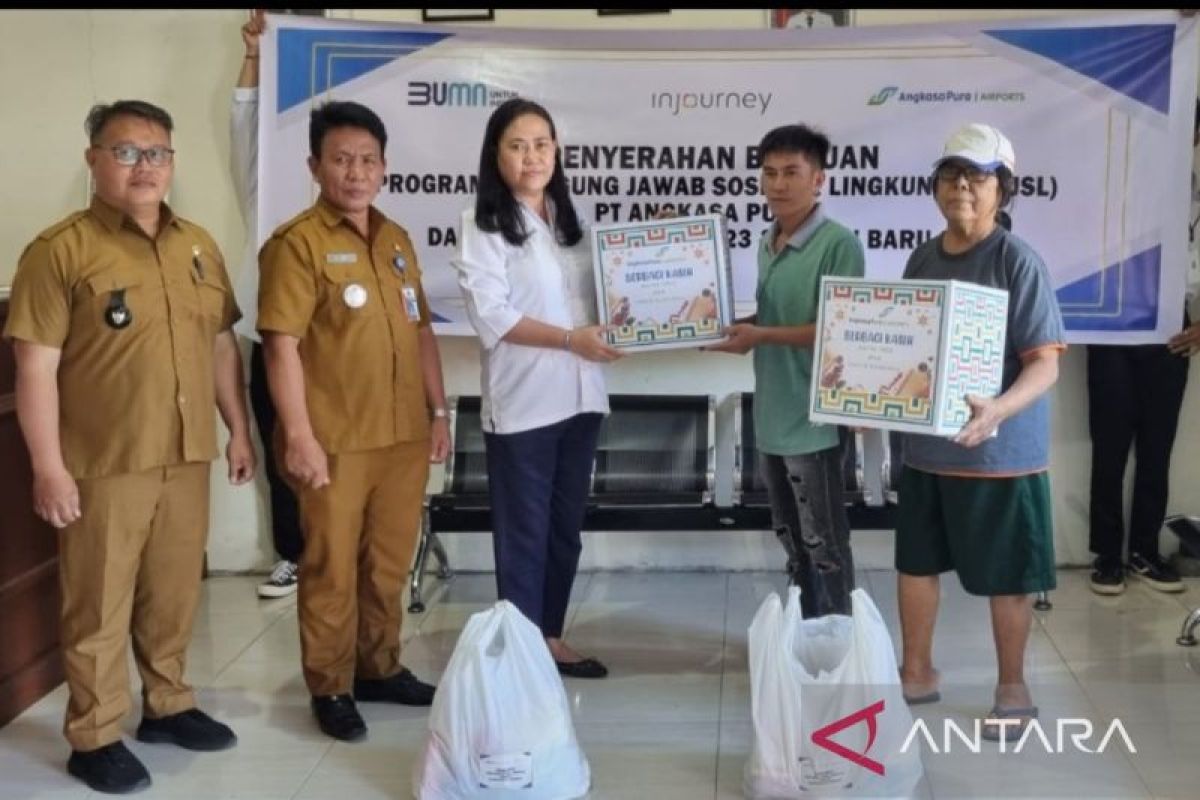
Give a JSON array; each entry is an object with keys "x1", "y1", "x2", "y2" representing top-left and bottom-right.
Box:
[{"x1": 895, "y1": 467, "x2": 1056, "y2": 596}]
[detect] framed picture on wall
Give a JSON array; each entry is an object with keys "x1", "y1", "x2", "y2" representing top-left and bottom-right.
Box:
[
  {"x1": 421, "y1": 9, "x2": 494, "y2": 22},
  {"x1": 266, "y1": 8, "x2": 327, "y2": 16},
  {"x1": 767, "y1": 9, "x2": 855, "y2": 29}
]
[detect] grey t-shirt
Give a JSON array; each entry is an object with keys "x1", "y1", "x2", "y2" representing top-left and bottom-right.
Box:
[{"x1": 901, "y1": 227, "x2": 1065, "y2": 475}]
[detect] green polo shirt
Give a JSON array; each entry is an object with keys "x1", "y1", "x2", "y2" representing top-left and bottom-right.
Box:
[{"x1": 753, "y1": 207, "x2": 865, "y2": 456}]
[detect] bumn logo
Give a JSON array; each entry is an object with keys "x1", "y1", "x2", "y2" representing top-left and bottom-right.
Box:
[
  {"x1": 407, "y1": 81, "x2": 488, "y2": 107},
  {"x1": 868, "y1": 86, "x2": 898, "y2": 106},
  {"x1": 811, "y1": 700, "x2": 886, "y2": 776}
]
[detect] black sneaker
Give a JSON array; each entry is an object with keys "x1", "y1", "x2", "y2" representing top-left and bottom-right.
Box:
[
  {"x1": 353, "y1": 667, "x2": 436, "y2": 706},
  {"x1": 136, "y1": 708, "x2": 237, "y2": 751},
  {"x1": 1128, "y1": 552, "x2": 1185, "y2": 593},
  {"x1": 67, "y1": 740, "x2": 151, "y2": 794},
  {"x1": 258, "y1": 560, "x2": 299, "y2": 599},
  {"x1": 312, "y1": 694, "x2": 367, "y2": 741},
  {"x1": 1089, "y1": 557, "x2": 1126, "y2": 595}
]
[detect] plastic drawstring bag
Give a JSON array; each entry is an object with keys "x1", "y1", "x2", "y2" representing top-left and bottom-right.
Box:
[
  {"x1": 413, "y1": 600, "x2": 591, "y2": 799},
  {"x1": 745, "y1": 587, "x2": 923, "y2": 799}
]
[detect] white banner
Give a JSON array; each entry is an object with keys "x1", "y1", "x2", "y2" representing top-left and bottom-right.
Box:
[{"x1": 259, "y1": 11, "x2": 1197, "y2": 344}]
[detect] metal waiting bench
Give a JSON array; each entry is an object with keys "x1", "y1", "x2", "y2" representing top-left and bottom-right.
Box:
[
  {"x1": 586, "y1": 393, "x2": 716, "y2": 529},
  {"x1": 1168, "y1": 515, "x2": 1200, "y2": 646},
  {"x1": 726, "y1": 392, "x2": 898, "y2": 530},
  {"x1": 408, "y1": 393, "x2": 717, "y2": 612},
  {"x1": 406, "y1": 397, "x2": 486, "y2": 612},
  {"x1": 406, "y1": 392, "x2": 1059, "y2": 614}
]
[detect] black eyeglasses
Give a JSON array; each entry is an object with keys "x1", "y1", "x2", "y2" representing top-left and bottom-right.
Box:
[
  {"x1": 101, "y1": 144, "x2": 175, "y2": 167},
  {"x1": 935, "y1": 163, "x2": 995, "y2": 185}
]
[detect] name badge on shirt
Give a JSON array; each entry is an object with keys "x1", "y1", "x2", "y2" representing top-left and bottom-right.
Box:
[
  {"x1": 402, "y1": 286, "x2": 421, "y2": 322},
  {"x1": 326, "y1": 252, "x2": 358, "y2": 264}
]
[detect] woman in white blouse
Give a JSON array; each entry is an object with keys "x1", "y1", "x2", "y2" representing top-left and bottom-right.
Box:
[{"x1": 453, "y1": 98, "x2": 621, "y2": 679}]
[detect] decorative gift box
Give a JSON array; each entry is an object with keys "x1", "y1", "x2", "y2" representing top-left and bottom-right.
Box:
[
  {"x1": 590, "y1": 214, "x2": 734, "y2": 352},
  {"x1": 809, "y1": 277, "x2": 1008, "y2": 436}
]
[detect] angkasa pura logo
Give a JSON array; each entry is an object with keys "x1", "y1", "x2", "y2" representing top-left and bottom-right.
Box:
[{"x1": 867, "y1": 85, "x2": 1026, "y2": 106}]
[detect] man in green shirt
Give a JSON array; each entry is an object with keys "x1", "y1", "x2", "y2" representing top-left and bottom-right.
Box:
[{"x1": 709, "y1": 124, "x2": 865, "y2": 617}]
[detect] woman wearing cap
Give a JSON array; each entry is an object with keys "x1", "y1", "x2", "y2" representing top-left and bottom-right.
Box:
[{"x1": 893, "y1": 123, "x2": 1066, "y2": 742}]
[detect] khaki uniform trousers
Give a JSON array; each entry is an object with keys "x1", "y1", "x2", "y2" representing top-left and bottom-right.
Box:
[
  {"x1": 287, "y1": 439, "x2": 429, "y2": 696},
  {"x1": 58, "y1": 462, "x2": 209, "y2": 751}
]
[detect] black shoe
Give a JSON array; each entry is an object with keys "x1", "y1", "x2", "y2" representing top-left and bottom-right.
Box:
[
  {"x1": 136, "y1": 708, "x2": 237, "y2": 752},
  {"x1": 1089, "y1": 557, "x2": 1126, "y2": 596},
  {"x1": 353, "y1": 667, "x2": 436, "y2": 706},
  {"x1": 67, "y1": 740, "x2": 151, "y2": 794},
  {"x1": 257, "y1": 559, "x2": 299, "y2": 599},
  {"x1": 1128, "y1": 552, "x2": 1184, "y2": 593},
  {"x1": 311, "y1": 694, "x2": 367, "y2": 741},
  {"x1": 555, "y1": 657, "x2": 609, "y2": 679}
]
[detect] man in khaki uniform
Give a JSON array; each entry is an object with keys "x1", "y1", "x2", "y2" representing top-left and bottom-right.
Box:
[
  {"x1": 259, "y1": 100, "x2": 450, "y2": 742},
  {"x1": 3, "y1": 100, "x2": 256, "y2": 794}
]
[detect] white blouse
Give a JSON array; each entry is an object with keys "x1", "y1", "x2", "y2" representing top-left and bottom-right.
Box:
[{"x1": 453, "y1": 203, "x2": 609, "y2": 434}]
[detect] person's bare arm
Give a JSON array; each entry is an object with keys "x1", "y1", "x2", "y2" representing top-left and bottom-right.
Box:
[
  {"x1": 1167, "y1": 323, "x2": 1200, "y2": 357},
  {"x1": 954, "y1": 347, "x2": 1060, "y2": 448},
  {"x1": 237, "y1": 9, "x2": 264, "y2": 88},
  {"x1": 502, "y1": 317, "x2": 623, "y2": 362},
  {"x1": 705, "y1": 322, "x2": 815, "y2": 355}
]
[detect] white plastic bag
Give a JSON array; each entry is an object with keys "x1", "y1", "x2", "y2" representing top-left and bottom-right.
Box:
[
  {"x1": 745, "y1": 587, "x2": 923, "y2": 799},
  {"x1": 413, "y1": 600, "x2": 591, "y2": 800}
]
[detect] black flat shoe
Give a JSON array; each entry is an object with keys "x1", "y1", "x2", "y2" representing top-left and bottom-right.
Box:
[
  {"x1": 67, "y1": 740, "x2": 151, "y2": 794},
  {"x1": 311, "y1": 694, "x2": 367, "y2": 742},
  {"x1": 136, "y1": 708, "x2": 236, "y2": 752},
  {"x1": 555, "y1": 657, "x2": 608, "y2": 679},
  {"x1": 353, "y1": 667, "x2": 436, "y2": 706}
]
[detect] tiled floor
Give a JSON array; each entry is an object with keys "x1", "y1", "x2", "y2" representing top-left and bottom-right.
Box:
[{"x1": 5, "y1": 567, "x2": 1200, "y2": 799}]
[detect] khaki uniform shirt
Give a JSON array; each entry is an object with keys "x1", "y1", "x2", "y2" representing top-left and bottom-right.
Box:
[
  {"x1": 2, "y1": 196, "x2": 240, "y2": 479},
  {"x1": 257, "y1": 199, "x2": 431, "y2": 454}
]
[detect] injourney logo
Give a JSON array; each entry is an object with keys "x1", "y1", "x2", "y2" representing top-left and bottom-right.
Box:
[{"x1": 649, "y1": 89, "x2": 773, "y2": 116}]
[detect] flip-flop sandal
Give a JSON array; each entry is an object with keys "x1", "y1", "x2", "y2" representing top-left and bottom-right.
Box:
[
  {"x1": 900, "y1": 667, "x2": 940, "y2": 705},
  {"x1": 980, "y1": 705, "x2": 1039, "y2": 742},
  {"x1": 903, "y1": 689, "x2": 941, "y2": 705}
]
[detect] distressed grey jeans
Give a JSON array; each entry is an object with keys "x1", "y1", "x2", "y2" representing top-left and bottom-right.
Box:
[{"x1": 760, "y1": 444, "x2": 854, "y2": 618}]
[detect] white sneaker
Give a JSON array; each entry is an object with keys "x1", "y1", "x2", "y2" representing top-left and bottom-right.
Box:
[{"x1": 258, "y1": 560, "x2": 299, "y2": 598}]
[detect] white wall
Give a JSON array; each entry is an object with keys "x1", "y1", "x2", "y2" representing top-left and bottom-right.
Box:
[{"x1": 1, "y1": 9, "x2": 1194, "y2": 572}]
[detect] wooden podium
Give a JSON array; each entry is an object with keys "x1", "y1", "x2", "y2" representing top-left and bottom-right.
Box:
[{"x1": 0, "y1": 289, "x2": 65, "y2": 727}]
